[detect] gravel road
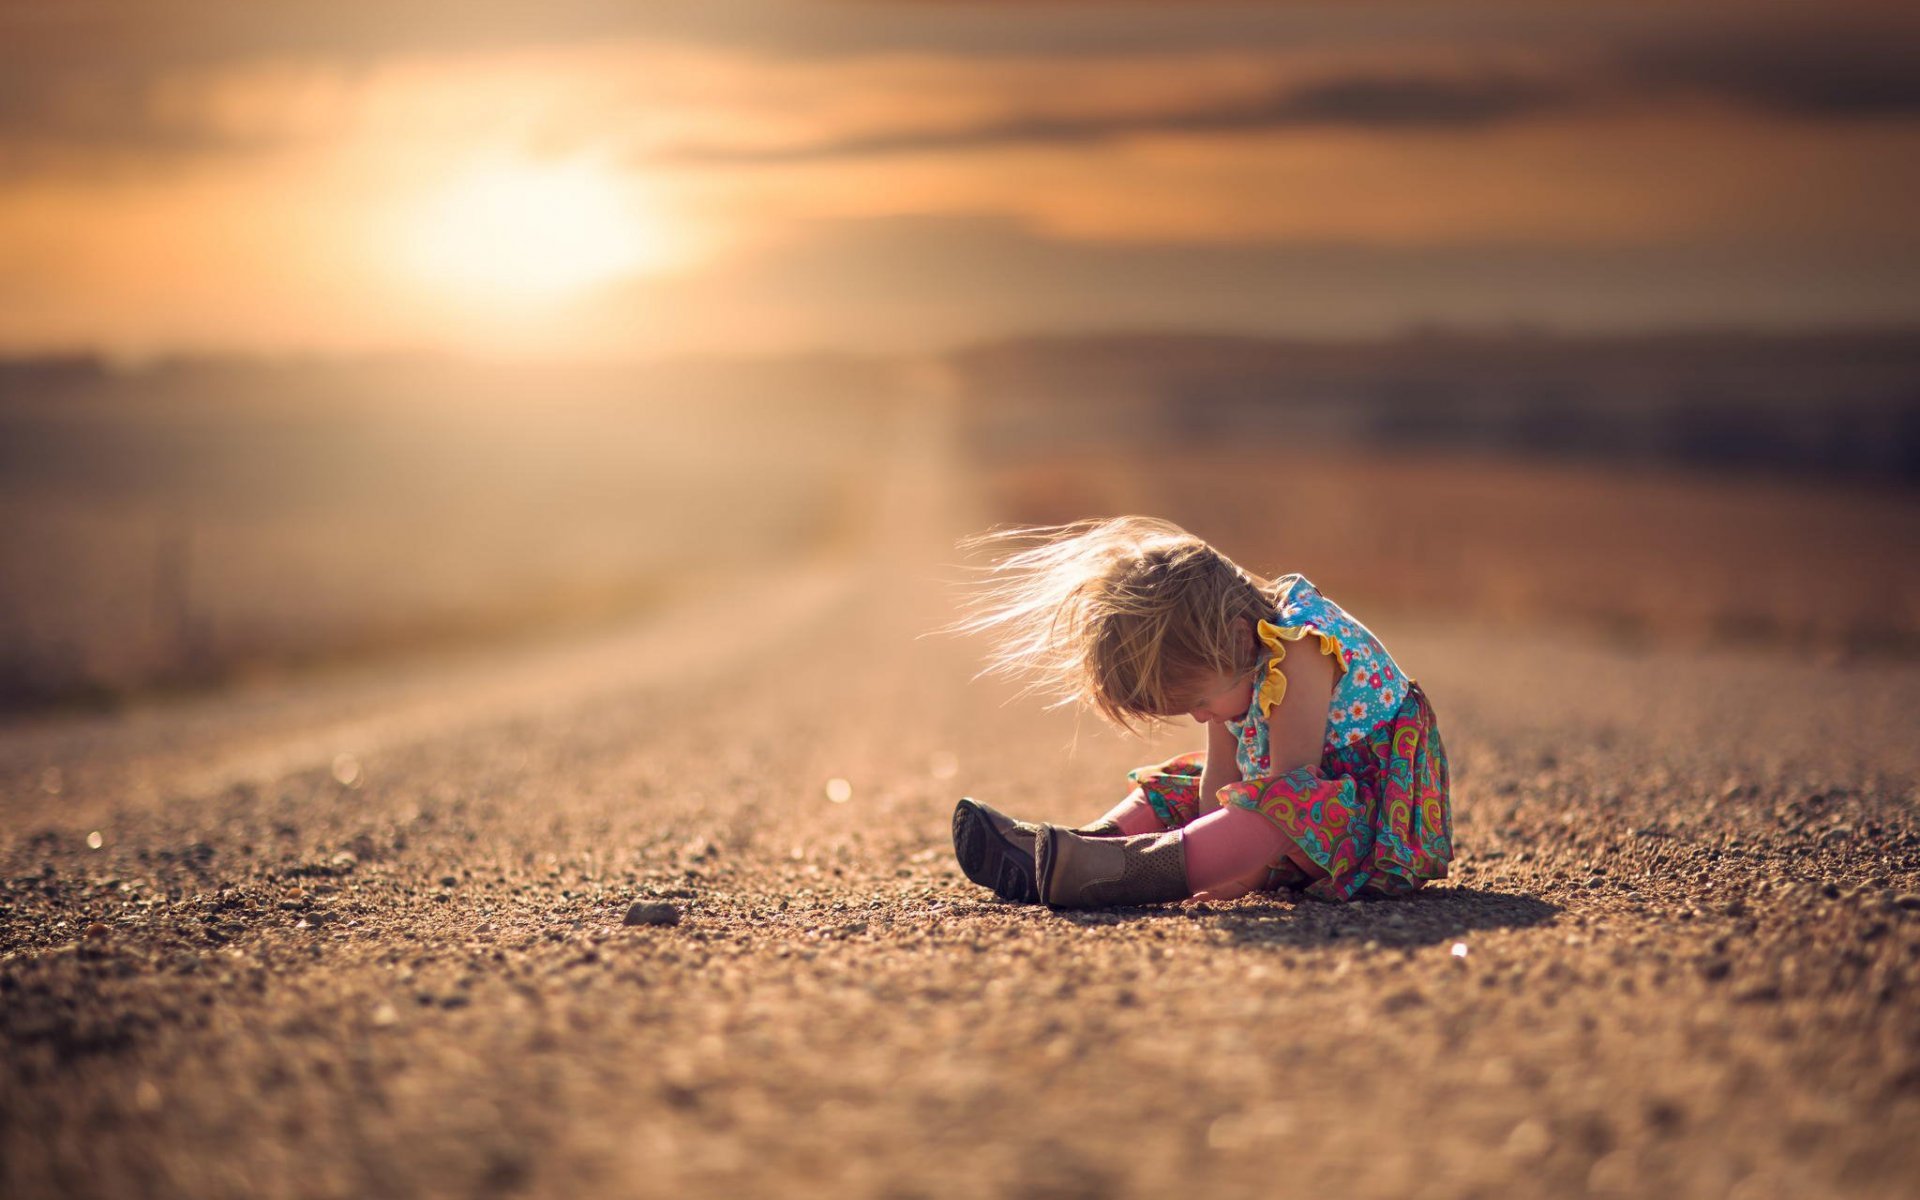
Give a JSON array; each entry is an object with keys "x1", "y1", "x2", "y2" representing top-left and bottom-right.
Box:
[{"x1": 3, "y1": 410, "x2": 1917, "y2": 1199}]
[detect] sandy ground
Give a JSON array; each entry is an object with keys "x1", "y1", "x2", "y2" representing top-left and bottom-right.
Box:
[{"x1": 3, "y1": 401, "x2": 1918, "y2": 1199}]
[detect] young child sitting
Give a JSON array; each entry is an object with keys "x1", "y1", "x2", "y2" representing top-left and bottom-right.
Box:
[{"x1": 950, "y1": 516, "x2": 1452, "y2": 908}]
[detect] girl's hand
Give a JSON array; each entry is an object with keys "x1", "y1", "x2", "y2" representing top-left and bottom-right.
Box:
[
  {"x1": 1195, "y1": 716, "x2": 1240, "y2": 817},
  {"x1": 1188, "y1": 880, "x2": 1255, "y2": 903},
  {"x1": 1188, "y1": 865, "x2": 1268, "y2": 904}
]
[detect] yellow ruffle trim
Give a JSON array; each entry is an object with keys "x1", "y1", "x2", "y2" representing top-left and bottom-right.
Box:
[{"x1": 1254, "y1": 619, "x2": 1346, "y2": 718}]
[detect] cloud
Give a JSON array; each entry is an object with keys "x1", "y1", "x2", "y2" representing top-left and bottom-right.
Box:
[
  {"x1": 0, "y1": 5, "x2": 1913, "y2": 178},
  {"x1": 653, "y1": 72, "x2": 1573, "y2": 165},
  {"x1": 0, "y1": 2, "x2": 1430, "y2": 80},
  {"x1": 0, "y1": 77, "x2": 282, "y2": 163},
  {"x1": 639, "y1": 18, "x2": 1920, "y2": 167},
  {"x1": 1618, "y1": 24, "x2": 1920, "y2": 118}
]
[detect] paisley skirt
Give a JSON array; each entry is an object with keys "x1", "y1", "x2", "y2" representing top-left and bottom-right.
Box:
[{"x1": 1128, "y1": 682, "x2": 1452, "y2": 901}]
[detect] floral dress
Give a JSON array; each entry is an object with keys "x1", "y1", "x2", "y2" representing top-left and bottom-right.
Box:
[{"x1": 1128, "y1": 574, "x2": 1452, "y2": 900}]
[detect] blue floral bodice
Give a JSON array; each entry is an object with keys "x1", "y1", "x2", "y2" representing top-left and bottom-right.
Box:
[{"x1": 1225, "y1": 574, "x2": 1410, "y2": 777}]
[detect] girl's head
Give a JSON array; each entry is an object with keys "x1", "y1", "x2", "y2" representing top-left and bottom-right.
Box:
[{"x1": 954, "y1": 516, "x2": 1274, "y2": 730}]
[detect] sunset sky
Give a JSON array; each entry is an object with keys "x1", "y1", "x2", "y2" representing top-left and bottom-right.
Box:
[{"x1": 1, "y1": 1, "x2": 1915, "y2": 360}]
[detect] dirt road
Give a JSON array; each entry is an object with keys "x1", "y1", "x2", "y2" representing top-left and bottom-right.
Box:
[{"x1": 3, "y1": 400, "x2": 1917, "y2": 1198}]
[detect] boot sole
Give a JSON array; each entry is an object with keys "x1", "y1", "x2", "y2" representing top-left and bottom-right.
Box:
[{"x1": 952, "y1": 798, "x2": 1039, "y2": 904}]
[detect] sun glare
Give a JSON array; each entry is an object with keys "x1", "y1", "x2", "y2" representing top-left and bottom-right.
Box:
[{"x1": 402, "y1": 158, "x2": 669, "y2": 303}]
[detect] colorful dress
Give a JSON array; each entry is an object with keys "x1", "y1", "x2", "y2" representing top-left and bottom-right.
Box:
[{"x1": 1128, "y1": 574, "x2": 1452, "y2": 900}]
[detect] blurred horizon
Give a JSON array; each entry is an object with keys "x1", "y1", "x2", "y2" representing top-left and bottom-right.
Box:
[
  {"x1": 6, "y1": 316, "x2": 1920, "y2": 371},
  {"x1": 3, "y1": 324, "x2": 1916, "y2": 714}
]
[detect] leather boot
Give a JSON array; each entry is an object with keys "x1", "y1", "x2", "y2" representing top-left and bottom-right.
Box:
[
  {"x1": 952, "y1": 797, "x2": 1040, "y2": 903},
  {"x1": 1034, "y1": 825, "x2": 1191, "y2": 908},
  {"x1": 1072, "y1": 818, "x2": 1127, "y2": 837}
]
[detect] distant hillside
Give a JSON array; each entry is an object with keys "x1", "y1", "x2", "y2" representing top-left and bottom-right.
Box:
[
  {"x1": 0, "y1": 353, "x2": 899, "y2": 710},
  {"x1": 950, "y1": 328, "x2": 1920, "y2": 482}
]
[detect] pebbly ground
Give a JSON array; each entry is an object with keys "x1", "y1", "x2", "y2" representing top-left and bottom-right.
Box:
[
  {"x1": 3, "y1": 543, "x2": 1917, "y2": 1200},
  {"x1": 2, "y1": 407, "x2": 1917, "y2": 1200}
]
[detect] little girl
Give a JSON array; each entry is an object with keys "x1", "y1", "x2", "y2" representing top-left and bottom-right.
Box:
[{"x1": 950, "y1": 516, "x2": 1452, "y2": 908}]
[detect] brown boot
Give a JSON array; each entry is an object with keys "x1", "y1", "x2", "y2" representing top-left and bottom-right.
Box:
[
  {"x1": 1072, "y1": 818, "x2": 1127, "y2": 837},
  {"x1": 952, "y1": 797, "x2": 1041, "y2": 903},
  {"x1": 1034, "y1": 826, "x2": 1191, "y2": 908}
]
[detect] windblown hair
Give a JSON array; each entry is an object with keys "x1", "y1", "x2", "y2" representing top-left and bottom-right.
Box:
[{"x1": 953, "y1": 516, "x2": 1276, "y2": 731}]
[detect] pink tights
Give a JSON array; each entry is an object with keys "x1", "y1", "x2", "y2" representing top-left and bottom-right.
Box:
[{"x1": 1094, "y1": 792, "x2": 1294, "y2": 897}]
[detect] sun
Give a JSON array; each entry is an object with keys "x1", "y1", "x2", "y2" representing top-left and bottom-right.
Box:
[{"x1": 402, "y1": 157, "x2": 670, "y2": 303}]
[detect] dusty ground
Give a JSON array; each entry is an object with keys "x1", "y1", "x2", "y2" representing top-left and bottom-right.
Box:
[{"x1": 3, "y1": 407, "x2": 1918, "y2": 1199}]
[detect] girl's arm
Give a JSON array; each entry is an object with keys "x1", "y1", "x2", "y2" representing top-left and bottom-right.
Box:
[
  {"x1": 1194, "y1": 716, "x2": 1240, "y2": 816},
  {"x1": 1188, "y1": 646, "x2": 1339, "y2": 903},
  {"x1": 1267, "y1": 635, "x2": 1338, "y2": 773}
]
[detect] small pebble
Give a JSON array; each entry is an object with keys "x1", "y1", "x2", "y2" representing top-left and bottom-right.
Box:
[
  {"x1": 1504, "y1": 1119, "x2": 1552, "y2": 1160},
  {"x1": 86, "y1": 831, "x2": 104, "y2": 850},
  {"x1": 331, "y1": 754, "x2": 361, "y2": 786},
  {"x1": 1380, "y1": 988, "x2": 1425, "y2": 1012},
  {"x1": 624, "y1": 902, "x2": 681, "y2": 927}
]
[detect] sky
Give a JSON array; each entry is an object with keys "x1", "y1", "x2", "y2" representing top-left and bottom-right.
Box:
[{"x1": 0, "y1": 1, "x2": 1915, "y2": 360}]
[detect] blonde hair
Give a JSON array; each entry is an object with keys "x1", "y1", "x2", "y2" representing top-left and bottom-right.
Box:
[{"x1": 953, "y1": 516, "x2": 1275, "y2": 731}]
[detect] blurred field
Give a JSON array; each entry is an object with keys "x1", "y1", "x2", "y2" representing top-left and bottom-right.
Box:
[
  {"x1": 0, "y1": 357, "x2": 894, "y2": 709},
  {"x1": 954, "y1": 329, "x2": 1920, "y2": 664},
  {"x1": 3, "y1": 333, "x2": 1917, "y2": 715},
  {"x1": 981, "y1": 447, "x2": 1920, "y2": 657}
]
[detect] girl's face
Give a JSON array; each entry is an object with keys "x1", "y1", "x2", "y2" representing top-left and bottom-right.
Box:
[
  {"x1": 1170, "y1": 618, "x2": 1259, "y2": 725},
  {"x1": 1174, "y1": 667, "x2": 1257, "y2": 726}
]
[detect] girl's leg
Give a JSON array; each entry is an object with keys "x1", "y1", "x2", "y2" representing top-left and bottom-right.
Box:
[
  {"x1": 1109, "y1": 752, "x2": 1207, "y2": 835},
  {"x1": 955, "y1": 792, "x2": 1171, "y2": 905},
  {"x1": 1038, "y1": 804, "x2": 1292, "y2": 909},
  {"x1": 1181, "y1": 804, "x2": 1296, "y2": 898},
  {"x1": 952, "y1": 797, "x2": 1041, "y2": 902},
  {"x1": 1079, "y1": 788, "x2": 1170, "y2": 837},
  {"x1": 956, "y1": 756, "x2": 1207, "y2": 906}
]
